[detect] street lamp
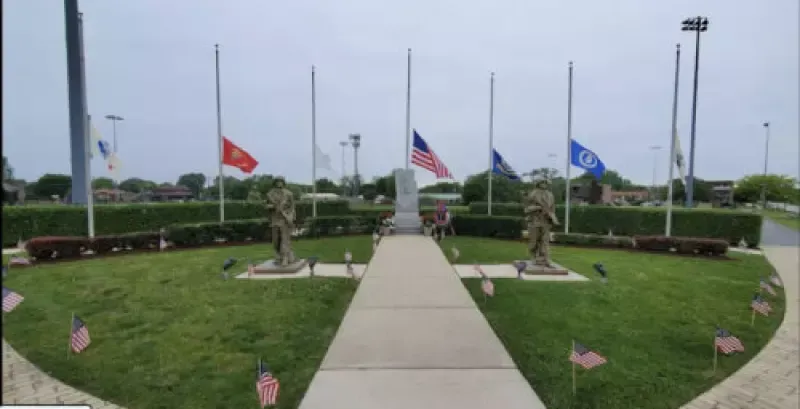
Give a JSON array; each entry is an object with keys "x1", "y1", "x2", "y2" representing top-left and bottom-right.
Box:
[
  {"x1": 104, "y1": 114, "x2": 124, "y2": 153},
  {"x1": 339, "y1": 140, "x2": 348, "y2": 196},
  {"x1": 681, "y1": 16, "x2": 709, "y2": 208},
  {"x1": 649, "y1": 145, "x2": 662, "y2": 201},
  {"x1": 761, "y1": 122, "x2": 770, "y2": 210},
  {"x1": 349, "y1": 133, "x2": 361, "y2": 197}
]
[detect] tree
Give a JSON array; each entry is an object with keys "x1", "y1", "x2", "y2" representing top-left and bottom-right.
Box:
[
  {"x1": 671, "y1": 178, "x2": 711, "y2": 203},
  {"x1": 315, "y1": 178, "x2": 339, "y2": 194},
  {"x1": 176, "y1": 173, "x2": 207, "y2": 198},
  {"x1": 92, "y1": 177, "x2": 115, "y2": 190},
  {"x1": 462, "y1": 171, "x2": 525, "y2": 205},
  {"x1": 419, "y1": 182, "x2": 463, "y2": 194},
  {"x1": 373, "y1": 174, "x2": 396, "y2": 199},
  {"x1": 360, "y1": 183, "x2": 378, "y2": 200},
  {"x1": 734, "y1": 174, "x2": 797, "y2": 204},
  {"x1": 119, "y1": 178, "x2": 157, "y2": 193},
  {"x1": 529, "y1": 167, "x2": 559, "y2": 181},
  {"x1": 33, "y1": 174, "x2": 72, "y2": 199},
  {"x1": 575, "y1": 169, "x2": 634, "y2": 191}
]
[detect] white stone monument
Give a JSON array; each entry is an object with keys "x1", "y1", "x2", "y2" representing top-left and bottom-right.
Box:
[{"x1": 393, "y1": 168, "x2": 421, "y2": 234}]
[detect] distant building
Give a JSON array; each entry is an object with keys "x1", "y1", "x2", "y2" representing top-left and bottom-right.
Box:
[
  {"x1": 300, "y1": 193, "x2": 341, "y2": 201},
  {"x1": 135, "y1": 186, "x2": 194, "y2": 202},
  {"x1": 419, "y1": 192, "x2": 462, "y2": 205},
  {"x1": 705, "y1": 180, "x2": 735, "y2": 207}
]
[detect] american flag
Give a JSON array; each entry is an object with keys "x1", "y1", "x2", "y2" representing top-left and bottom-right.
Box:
[
  {"x1": 411, "y1": 130, "x2": 453, "y2": 179},
  {"x1": 760, "y1": 278, "x2": 777, "y2": 296},
  {"x1": 751, "y1": 294, "x2": 771, "y2": 316},
  {"x1": 770, "y1": 273, "x2": 783, "y2": 288},
  {"x1": 2, "y1": 287, "x2": 24, "y2": 313},
  {"x1": 451, "y1": 246, "x2": 460, "y2": 261},
  {"x1": 256, "y1": 359, "x2": 280, "y2": 407},
  {"x1": 570, "y1": 342, "x2": 607, "y2": 370},
  {"x1": 481, "y1": 277, "x2": 495, "y2": 297},
  {"x1": 9, "y1": 256, "x2": 30, "y2": 266},
  {"x1": 71, "y1": 315, "x2": 91, "y2": 353},
  {"x1": 248, "y1": 263, "x2": 255, "y2": 277},
  {"x1": 714, "y1": 327, "x2": 744, "y2": 355}
]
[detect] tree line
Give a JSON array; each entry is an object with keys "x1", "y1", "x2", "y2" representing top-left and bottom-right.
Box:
[{"x1": 2, "y1": 156, "x2": 798, "y2": 205}]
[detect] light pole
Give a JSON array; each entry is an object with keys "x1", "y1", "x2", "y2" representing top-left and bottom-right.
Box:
[
  {"x1": 349, "y1": 133, "x2": 361, "y2": 197},
  {"x1": 649, "y1": 145, "x2": 662, "y2": 201},
  {"x1": 547, "y1": 153, "x2": 557, "y2": 176},
  {"x1": 681, "y1": 16, "x2": 709, "y2": 208},
  {"x1": 339, "y1": 140, "x2": 348, "y2": 196},
  {"x1": 761, "y1": 122, "x2": 770, "y2": 210},
  {"x1": 104, "y1": 114, "x2": 124, "y2": 153}
]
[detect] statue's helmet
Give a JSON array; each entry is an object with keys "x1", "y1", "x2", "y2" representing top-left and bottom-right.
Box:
[{"x1": 273, "y1": 176, "x2": 286, "y2": 187}]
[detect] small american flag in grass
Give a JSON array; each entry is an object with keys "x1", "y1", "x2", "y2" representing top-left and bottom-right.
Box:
[
  {"x1": 248, "y1": 263, "x2": 255, "y2": 277},
  {"x1": 256, "y1": 359, "x2": 280, "y2": 407},
  {"x1": 570, "y1": 342, "x2": 607, "y2": 370},
  {"x1": 714, "y1": 327, "x2": 744, "y2": 355},
  {"x1": 473, "y1": 265, "x2": 494, "y2": 296},
  {"x1": 759, "y1": 278, "x2": 777, "y2": 296},
  {"x1": 751, "y1": 294, "x2": 772, "y2": 316},
  {"x1": 2, "y1": 287, "x2": 24, "y2": 313},
  {"x1": 770, "y1": 273, "x2": 783, "y2": 288},
  {"x1": 71, "y1": 315, "x2": 91, "y2": 353}
]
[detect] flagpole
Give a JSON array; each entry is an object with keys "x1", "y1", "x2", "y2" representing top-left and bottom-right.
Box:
[
  {"x1": 311, "y1": 65, "x2": 318, "y2": 218},
  {"x1": 405, "y1": 48, "x2": 412, "y2": 170},
  {"x1": 712, "y1": 335, "x2": 718, "y2": 373},
  {"x1": 571, "y1": 340, "x2": 577, "y2": 395},
  {"x1": 68, "y1": 312, "x2": 74, "y2": 357},
  {"x1": 215, "y1": 44, "x2": 225, "y2": 223},
  {"x1": 564, "y1": 61, "x2": 574, "y2": 234},
  {"x1": 487, "y1": 72, "x2": 495, "y2": 216},
  {"x1": 666, "y1": 44, "x2": 681, "y2": 237},
  {"x1": 78, "y1": 13, "x2": 94, "y2": 239}
]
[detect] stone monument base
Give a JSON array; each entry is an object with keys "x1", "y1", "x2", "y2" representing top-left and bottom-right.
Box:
[
  {"x1": 252, "y1": 259, "x2": 308, "y2": 275},
  {"x1": 513, "y1": 260, "x2": 569, "y2": 276}
]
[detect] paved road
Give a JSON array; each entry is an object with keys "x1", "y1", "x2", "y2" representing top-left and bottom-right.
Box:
[
  {"x1": 761, "y1": 218, "x2": 799, "y2": 247},
  {"x1": 298, "y1": 235, "x2": 547, "y2": 409}
]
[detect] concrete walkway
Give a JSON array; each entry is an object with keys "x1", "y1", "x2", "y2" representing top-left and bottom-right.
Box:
[
  {"x1": 2, "y1": 339, "x2": 122, "y2": 407},
  {"x1": 680, "y1": 245, "x2": 800, "y2": 409},
  {"x1": 298, "y1": 235, "x2": 546, "y2": 409}
]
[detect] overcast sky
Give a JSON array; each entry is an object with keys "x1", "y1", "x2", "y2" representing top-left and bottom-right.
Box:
[{"x1": 3, "y1": 0, "x2": 798, "y2": 187}]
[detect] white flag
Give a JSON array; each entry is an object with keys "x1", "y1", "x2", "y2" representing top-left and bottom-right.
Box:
[
  {"x1": 672, "y1": 131, "x2": 687, "y2": 185},
  {"x1": 314, "y1": 144, "x2": 333, "y2": 171}
]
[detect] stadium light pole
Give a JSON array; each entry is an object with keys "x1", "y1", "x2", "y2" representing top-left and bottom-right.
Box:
[
  {"x1": 349, "y1": 133, "x2": 361, "y2": 197},
  {"x1": 104, "y1": 114, "x2": 124, "y2": 153},
  {"x1": 760, "y1": 122, "x2": 770, "y2": 210},
  {"x1": 339, "y1": 140, "x2": 348, "y2": 196},
  {"x1": 681, "y1": 16, "x2": 709, "y2": 208},
  {"x1": 649, "y1": 145, "x2": 662, "y2": 201}
]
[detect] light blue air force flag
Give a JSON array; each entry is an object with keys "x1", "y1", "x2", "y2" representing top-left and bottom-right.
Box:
[
  {"x1": 492, "y1": 149, "x2": 520, "y2": 181},
  {"x1": 570, "y1": 139, "x2": 606, "y2": 179}
]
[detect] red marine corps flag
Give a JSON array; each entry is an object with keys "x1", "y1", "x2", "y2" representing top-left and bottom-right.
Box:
[{"x1": 222, "y1": 137, "x2": 259, "y2": 174}]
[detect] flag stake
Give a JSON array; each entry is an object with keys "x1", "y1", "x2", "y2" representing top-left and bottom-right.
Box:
[
  {"x1": 67, "y1": 312, "x2": 74, "y2": 358},
  {"x1": 712, "y1": 336, "x2": 718, "y2": 373},
  {"x1": 750, "y1": 306, "x2": 756, "y2": 326},
  {"x1": 571, "y1": 340, "x2": 577, "y2": 396}
]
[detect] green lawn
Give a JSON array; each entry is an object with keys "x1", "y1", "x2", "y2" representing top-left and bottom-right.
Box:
[
  {"x1": 764, "y1": 209, "x2": 800, "y2": 231},
  {"x1": 2, "y1": 236, "x2": 372, "y2": 409},
  {"x1": 443, "y1": 236, "x2": 785, "y2": 409}
]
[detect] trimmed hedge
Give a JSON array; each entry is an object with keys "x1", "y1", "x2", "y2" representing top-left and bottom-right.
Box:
[
  {"x1": 2, "y1": 200, "x2": 349, "y2": 247},
  {"x1": 348, "y1": 206, "x2": 470, "y2": 223},
  {"x1": 453, "y1": 215, "x2": 730, "y2": 256},
  {"x1": 23, "y1": 215, "x2": 374, "y2": 261},
  {"x1": 467, "y1": 202, "x2": 762, "y2": 246}
]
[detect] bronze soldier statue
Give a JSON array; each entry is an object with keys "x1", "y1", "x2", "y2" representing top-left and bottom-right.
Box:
[
  {"x1": 266, "y1": 176, "x2": 296, "y2": 266},
  {"x1": 523, "y1": 175, "x2": 559, "y2": 267}
]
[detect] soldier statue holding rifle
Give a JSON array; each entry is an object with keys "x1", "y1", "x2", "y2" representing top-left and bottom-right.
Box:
[
  {"x1": 524, "y1": 175, "x2": 559, "y2": 267},
  {"x1": 266, "y1": 176, "x2": 296, "y2": 266}
]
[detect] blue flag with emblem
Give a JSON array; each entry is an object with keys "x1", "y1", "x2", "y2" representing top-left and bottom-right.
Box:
[
  {"x1": 570, "y1": 139, "x2": 606, "y2": 179},
  {"x1": 492, "y1": 149, "x2": 520, "y2": 181}
]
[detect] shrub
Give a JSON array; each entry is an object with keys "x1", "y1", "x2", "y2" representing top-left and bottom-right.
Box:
[
  {"x1": 305, "y1": 216, "x2": 377, "y2": 237},
  {"x1": 90, "y1": 232, "x2": 162, "y2": 255},
  {"x1": 2, "y1": 200, "x2": 350, "y2": 246},
  {"x1": 452, "y1": 215, "x2": 524, "y2": 239},
  {"x1": 25, "y1": 236, "x2": 90, "y2": 260},
  {"x1": 551, "y1": 233, "x2": 635, "y2": 249},
  {"x1": 467, "y1": 202, "x2": 762, "y2": 246},
  {"x1": 634, "y1": 236, "x2": 728, "y2": 256}
]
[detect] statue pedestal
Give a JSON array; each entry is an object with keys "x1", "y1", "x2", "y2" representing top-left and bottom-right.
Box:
[
  {"x1": 252, "y1": 259, "x2": 308, "y2": 275},
  {"x1": 513, "y1": 260, "x2": 569, "y2": 276}
]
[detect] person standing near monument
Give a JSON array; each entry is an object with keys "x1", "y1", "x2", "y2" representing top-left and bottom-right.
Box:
[
  {"x1": 433, "y1": 200, "x2": 451, "y2": 240},
  {"x1": 524, "y1": 176, "x2": 559, "y2": 267},
  {"x1": 266, "y1": 176, "x2": 296, "y2": 266}
]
